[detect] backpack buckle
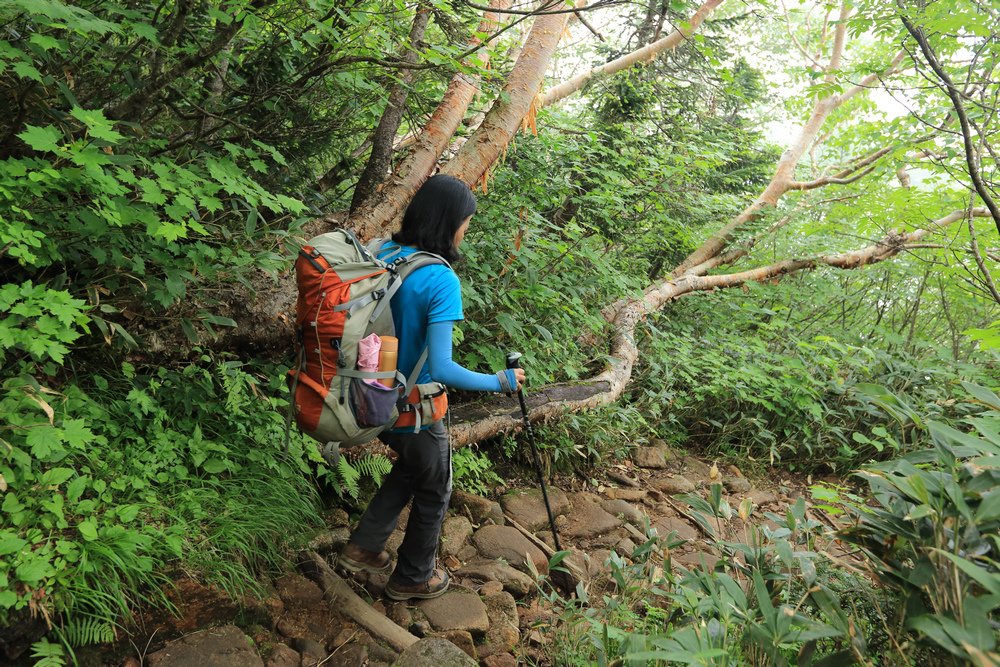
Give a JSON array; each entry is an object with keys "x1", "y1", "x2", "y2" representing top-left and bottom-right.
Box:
[{"x1": 372, "y1": 288, "x2": 386, "y2": 301}]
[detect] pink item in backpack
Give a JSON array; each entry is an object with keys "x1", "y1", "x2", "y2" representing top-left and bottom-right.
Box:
[{"x1": 357, "y1": 333, "x2": 382, "y2": 385}]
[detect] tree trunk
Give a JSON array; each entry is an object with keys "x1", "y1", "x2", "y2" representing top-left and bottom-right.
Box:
[
  {"x1": 343, "y1": 0, "x2": 512, "y2": 240},
  {"x1": 350, "y1": 6, "x2": 431, "y2": 213},
  {"x1": 439, "y1": 1, "x2": 576, "y2": 188}
]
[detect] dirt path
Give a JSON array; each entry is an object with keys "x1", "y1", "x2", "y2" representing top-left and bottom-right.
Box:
[{"x1": 126, "y1": 441, "x2": 842, "y2": 667}]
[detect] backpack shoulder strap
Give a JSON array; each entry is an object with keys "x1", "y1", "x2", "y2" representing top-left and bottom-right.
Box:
[
  {"x1": 366, "y1": 237, "x2": 391, "y2": 258},
  {"x1": 366, "y1": 251, "x2": 451, "y2": 324}
]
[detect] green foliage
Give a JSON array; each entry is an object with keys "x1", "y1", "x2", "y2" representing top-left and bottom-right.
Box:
[
  {"x1": 543, "y1": 486, "x2": 874, "y2": 666},
  {"x1": 839, "y1": 383, "x2": 1000, "y2": 664},
  {"x1": 0, "y1": 360, "x2": 322, "y2": 643},
  {"x1": 452, "y1": 446, "x2": 503, "y2": 497},
  {"x1": 335, "y1": 454, "x2": 392, "y2": 500},
  {"x1": 29, "y1": 638, "x2": 66, "y2": 667},
  {"x1": 520, "y1": 403, "x2": 652, "y2": 475},
  {"x1": 0, "y1": 281, "x2": 89, "y2": 366},
  {"x1": 632, "y1": 275, "x2": 996, "y2": 471}
]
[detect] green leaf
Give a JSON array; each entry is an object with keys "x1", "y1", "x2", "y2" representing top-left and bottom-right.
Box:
[
  {"x1": 202, "y1": 459, "x2": 228, "y2": 473},
  {"x1": 16, "y1": 557, "x2": 53, "y2": 586},
  {"x1": 78, "y1": 520, "x2": 98, "y2": 541},
  {"x1": 0, "y1": 532, "x2": 28, "y2": 556},
  {"x1": 17, "y1": 125, "x2": 62, "y2": 152},
  {"x1": 962, "y1": 382, "x2": 1000, "y2": 411},
  {"x1": 933, "y1": 550, "x2": 1000, "y2": 596},
  {"x1": 65, "y1": 475, "x2": 88, "y2": 503},
  {"x1": 202, "y1": 314, "x2": 237, "y2": 328}
]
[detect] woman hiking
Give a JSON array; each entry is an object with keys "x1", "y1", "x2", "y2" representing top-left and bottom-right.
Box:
[{"x1": 338, "y1": 174, "x2": 526, "y2": 601}]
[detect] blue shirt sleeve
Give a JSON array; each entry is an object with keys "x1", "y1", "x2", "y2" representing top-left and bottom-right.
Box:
[
  {"x1": 425, "y1": 268, "x2": 464, "y2": 325},
  {"x1": 426, "y1": 321, "x2": 516, "y2": 392}
]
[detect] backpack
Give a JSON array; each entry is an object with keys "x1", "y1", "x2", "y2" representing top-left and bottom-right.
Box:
[{"x1": 286, "y1": 229, "x2": 450, "y2": 451}]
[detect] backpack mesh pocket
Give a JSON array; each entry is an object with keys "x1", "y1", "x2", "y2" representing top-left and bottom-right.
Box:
[{"x1": 349, "y1": 380, "x2": 400, "y2": 428}]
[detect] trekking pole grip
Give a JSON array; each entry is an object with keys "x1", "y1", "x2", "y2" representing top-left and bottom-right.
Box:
[{"x1": 506, "y1": 352, "x2": 522, "y2": 370}]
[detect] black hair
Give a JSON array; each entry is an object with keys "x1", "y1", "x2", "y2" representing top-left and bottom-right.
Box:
[{"x1": 393, "y1": 174, "x2": 476, "y2": 262}]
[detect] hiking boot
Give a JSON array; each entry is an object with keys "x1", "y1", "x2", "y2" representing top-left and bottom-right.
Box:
[
  {"x1": 338, "y1": 542, "x2": 391, "y2": 574},
  {"x1": 385, "y1": 568, "x2": 450, "y2": 601}
]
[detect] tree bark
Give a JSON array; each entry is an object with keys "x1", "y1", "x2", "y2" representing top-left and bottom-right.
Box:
[
  {"x1": 343, "y1": 0, "x2": 512, "y2": 240},
  {"x1": 350, "y1": 6, "x2": 432, "y2": 213},
  {"x1": 439, "y1": 1, "x2": 575, "y2": 188}
]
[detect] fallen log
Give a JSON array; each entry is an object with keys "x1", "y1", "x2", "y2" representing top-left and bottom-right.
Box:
[{"x1": 299, "y1": 550, "x2": 419, "y2": 653}]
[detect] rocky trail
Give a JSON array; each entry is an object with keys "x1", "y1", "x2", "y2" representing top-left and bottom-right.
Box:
[{"x1": 110, "y1": 441, "x2": 844, "y2": 667}]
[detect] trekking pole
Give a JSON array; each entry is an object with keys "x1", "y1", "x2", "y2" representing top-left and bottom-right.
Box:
[{"x1": 507, "y1": 352, "x2": 562, "y2": 552}]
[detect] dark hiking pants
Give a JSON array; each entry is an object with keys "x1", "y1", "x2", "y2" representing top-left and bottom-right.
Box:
[{"x1": 350, "y1": 420, "x2": 452, "y2": 585}]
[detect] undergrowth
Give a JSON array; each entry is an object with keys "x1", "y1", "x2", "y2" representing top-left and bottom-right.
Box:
[{"x1": 0, "y1": 359, "x2": 324, "y2": 662}]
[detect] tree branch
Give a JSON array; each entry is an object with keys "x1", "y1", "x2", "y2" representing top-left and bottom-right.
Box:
[{"x1": 900, "y1": 9, "x2": 1000, "y2": 235}]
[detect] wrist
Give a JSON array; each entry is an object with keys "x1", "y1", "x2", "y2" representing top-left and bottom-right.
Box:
[{"x1": 496, "y1": 369, "x2": 516, "y2": 393}]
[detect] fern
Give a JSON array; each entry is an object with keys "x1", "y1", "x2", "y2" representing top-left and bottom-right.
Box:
[
  {"x1": 30, "y1": 638, "x2": 66, "y2": 667},
  {"x1": 57, "y1": 618, "x2": 116, "y2": 647},
  {"x1": 357, "y1": 454, "x2": 392, "y2": 486},
  {"x1": 337, "y1": 456, "x2": 361, "y2": 498},
  {"x1": 336, "y1": 454, "x2": 392, "y2": 498}
]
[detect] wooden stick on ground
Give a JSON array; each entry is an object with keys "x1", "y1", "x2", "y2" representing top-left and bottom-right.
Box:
[
  {"x1": 300, "y1": 550, "x2": 419, "y2": 653},
  {"x1": 502, "y1": 514, "x2": 587, "y2": 586}
]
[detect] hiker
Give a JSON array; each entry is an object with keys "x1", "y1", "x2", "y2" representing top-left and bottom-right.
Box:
[{"x1": 339, "y1": 174, "x2": 526, "y2": 601}]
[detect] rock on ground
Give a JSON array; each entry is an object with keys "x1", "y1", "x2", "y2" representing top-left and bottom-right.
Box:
[
  {"x1": 263, "y1": 643, "x2": 300, "y2": 667},
  {"x1": 680, "y1": 456, "x2": 712, "y2": 480},
  {"x1": 654, "y1": 516, "x2": 699, "y2": 542},
  {"x1": 723, "y1": 476, "x2": 752, "y2": 493},
  {"x1": 560, "y1": 494, "x2": 623, "y2": 539},
  {"x1": 393, "y1": 637, "x2": 478, "y2": 667},
  {"x1": 633, "y1": 447, "x2": 668, "y2": 469},
  {"x1": 451, "y1": 489, "x2": 505, "y2": 526},
  {"x1": 674, "y1": 550, "x2": 721, "y2": 572},
  {"x1": 440, "y1": 515, "x2": 473, "y2": 558},
  {"x1": 436, "y1": 629, "x2": 476, "y2": 660},
  {"x1": 471, "y1": 525, "x2": 548, "y2": 574},
  {"x1": 482, "y1": 654, "x2": 518, "y2": 667},
  {"x1": 604, "y1": 487, "x2": 647, "y2": 502},
  {"x1": 147, "y1": 625, "x2": 262, "y2": 667},
  {"x1": 652, "y1": 475, "x2": 696, "y2": 495},
  {"x1": 500, "y1": 488, "x2": 570, "y2": 531},
  {"x1": 478, "y1": 592, "x2": 520, "y2": 659},
  {"x1": 417, "y1": 587, "x2": 489, "y2": 635},
  {"x1": 275, "y1": 574, "x2": 323, "y2": 607},
  {"x1": 456, "y1": 559, "x2": 536, "y2": 598},
  {"x1": 601, "y1": 499, "x2": 647, "y2": 526}
]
